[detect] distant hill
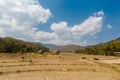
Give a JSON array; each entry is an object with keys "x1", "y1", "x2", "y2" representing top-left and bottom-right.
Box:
[
  {"x1": 49, "y1": 45, "x2": 84, "y2": 52},
  {"x1": 42, "y1": 43, "x2": 56, "y2": 47},
  {"x1": 0, "y1": 37, "x2": 48, "y2": 53}
]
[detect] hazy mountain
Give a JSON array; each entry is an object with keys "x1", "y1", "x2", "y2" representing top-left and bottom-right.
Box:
[
  {"x1": 49, "y1": 45, "x2": 84, "y2": 52},
  {"x1": 41, "y1": 43, "x2": 56, "y2": 47},
  {"x1": 48, "y1": 37, "x2": 120, "y2": 54}
]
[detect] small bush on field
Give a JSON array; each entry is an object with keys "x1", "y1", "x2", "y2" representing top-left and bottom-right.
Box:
[
  {"x1": 29, "y1": 59, "x2": 33, "y2": 65},
  {"x1": 0, "y1": 72, "x2": 3, "y2": 75},
  {"x1": 82, "y1": 57, "x2": 86, "y2": 59},
  {"x1": 16, "y1": 70, "x2": 21, "y2": 73},
  {"x1": 21, "y1": 56, "x2": 25, "y2": 62},
  {"x1": 93, "y1": 57, "x2": 99, "y2": 60}
]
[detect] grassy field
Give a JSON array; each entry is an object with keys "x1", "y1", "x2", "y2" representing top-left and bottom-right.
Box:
[{"x1": 0, "y1": 53, "x2": 120, "y2": 80}]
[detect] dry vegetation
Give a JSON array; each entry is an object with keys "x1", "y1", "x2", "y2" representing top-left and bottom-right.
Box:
[{"x1": 0, "y1": 53, "x2": 120, "y2": 80}]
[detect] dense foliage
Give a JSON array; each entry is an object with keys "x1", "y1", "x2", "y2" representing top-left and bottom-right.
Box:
[
  {"x1": 75, "y1": 38, "x2": 120, "y2": 56},
  {"x1": 0, "y1": 37, "x2": 49, "y2": 53}
]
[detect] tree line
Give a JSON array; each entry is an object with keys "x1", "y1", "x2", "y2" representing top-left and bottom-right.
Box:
[
  {"x1": 75, "y1": 38, "x2": 120, "y2": 56},
  {"x1": 0, "y1": 37, "x2": 49, "y2": 53}
]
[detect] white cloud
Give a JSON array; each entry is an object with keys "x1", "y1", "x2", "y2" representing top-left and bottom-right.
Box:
[
  {"x1": 93, "y1": 10, "x2": 104, "y2": 17},
  {"x1": 0, "y1": 0, "x2": 104, "y2": 46},
  {"x1": 34, "y1": 31, "x2": 57, "y2": 42},
  {"x1": 51, "y1": 22, "x2": 71, "y2": 36},
  {"x1": 0, "y1": 0, "x2": 51, "y2": 39},
  {"x1": 107, "y1": 24, "x2": 112, "y2": 29},
  {"x1": 33, "y1": 11, "x2": 104, "y2": 45},
  {"x1": 71, "y1": 15, "x2": 103, "y2": 39},
  {"x1": 97, "y1": 10, "x2": 104, "y2": 16}
]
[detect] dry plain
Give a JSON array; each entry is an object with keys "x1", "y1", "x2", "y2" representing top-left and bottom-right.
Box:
[{"x1": 0, "y1": 53, "x2": 120, "y2": 80}]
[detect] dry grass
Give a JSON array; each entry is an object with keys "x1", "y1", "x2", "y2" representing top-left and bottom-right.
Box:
[{"x1": 0, "y1": 53, "x2": 120, "y2": 80}]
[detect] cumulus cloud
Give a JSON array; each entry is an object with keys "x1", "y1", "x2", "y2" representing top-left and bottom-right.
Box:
[
  {"x1": 0, "y1": 0, "x2": 104, "y2": 46},
  {"x1": 71, "y1": 15, "x2": 103, "y2": 39},
  {"x1": 0, "y1": 0, "x2": 51, "y2": 39},
  {"x1": 51, "y1": 22, "x2": 71, "y2": 36}
]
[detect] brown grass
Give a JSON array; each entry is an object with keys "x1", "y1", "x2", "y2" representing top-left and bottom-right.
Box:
[{"x1": 0, "y1": 53, "x2": 120, "y2": 80}]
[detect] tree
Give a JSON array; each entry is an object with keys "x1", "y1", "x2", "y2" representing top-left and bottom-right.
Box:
[{"x1": 20, "y1": 44, "x2": 27, "y2": 55}]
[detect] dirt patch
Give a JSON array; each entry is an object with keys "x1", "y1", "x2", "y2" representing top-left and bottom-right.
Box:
[
  {"x1": 0, "y1": 71, "x2": 120, "y2": 80},
  {"x1": 99, "y1": 59, "x2": 120, "y2": 64}
]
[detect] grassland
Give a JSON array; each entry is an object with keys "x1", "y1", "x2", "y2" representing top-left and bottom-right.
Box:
[{"x1": 0, "y1": 53, "x2": 120, "y2": 80}]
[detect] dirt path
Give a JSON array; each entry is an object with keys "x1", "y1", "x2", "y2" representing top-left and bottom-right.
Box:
[{"x1": 99, "y1": 58, "x2": 120, "y2": 64}]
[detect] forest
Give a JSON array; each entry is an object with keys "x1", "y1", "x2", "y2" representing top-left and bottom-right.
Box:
[
  {"x1": 0, "y1": 37, "x2": 48, "y2": 53},
  {"x1": 76, "y1": 38, "x2": 120, "y2": 56}
]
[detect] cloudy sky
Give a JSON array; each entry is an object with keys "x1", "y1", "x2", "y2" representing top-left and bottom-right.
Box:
[{"x1": 0, "y1": 0, "x2": 120, "y2": 46}]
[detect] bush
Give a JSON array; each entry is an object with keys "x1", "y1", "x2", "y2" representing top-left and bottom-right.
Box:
[
  {"x1": 93, "y1": 57, "x2": 99, "y2": 60},
  {"x1": 82, "y1": 57, "x2": 86, "y2": 59},
  {"x1": 0, "y1": 72, "x2": 3, "y2": 75}
]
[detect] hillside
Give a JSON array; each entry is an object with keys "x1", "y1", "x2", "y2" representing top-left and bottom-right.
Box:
[
  {"x1": 0, "y1": 37, "x2": 48, "y2": 53},
  {"x1": 49, "y1": 45, "x2": 84, "y2": 52},
  {"x1": 76, "y1": 38, "x2": 120, "y2": 56}
]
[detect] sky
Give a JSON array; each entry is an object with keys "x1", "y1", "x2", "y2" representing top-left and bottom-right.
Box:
[{"x1": 0, "y1": 0, "x2": 120, "y2": 46}]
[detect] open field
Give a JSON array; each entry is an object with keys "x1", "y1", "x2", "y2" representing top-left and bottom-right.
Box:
[{"x1": 0, "y1": 53, "x2": 120, "y2": 80}]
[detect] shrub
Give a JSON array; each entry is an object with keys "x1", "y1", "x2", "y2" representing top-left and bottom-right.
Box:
[
  {"x1": 82, "y1": 57, "x2": 86, "y2": 59},
  {"x1": 93, "y1": 57, "x2": 99, "y2": 60}
]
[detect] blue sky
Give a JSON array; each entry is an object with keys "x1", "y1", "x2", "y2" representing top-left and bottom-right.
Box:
[
  {"x1": 0, "y1": 0, "x2": 120, "y2": 46},
  {"x1": 38, "y1": 0, "x2": 120, "y2": 45}
]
